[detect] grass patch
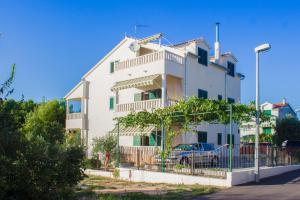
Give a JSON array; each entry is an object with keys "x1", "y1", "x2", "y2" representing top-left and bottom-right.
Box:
[{"x1": 75, "y1": 175, "x2": 218, "y2": 200}]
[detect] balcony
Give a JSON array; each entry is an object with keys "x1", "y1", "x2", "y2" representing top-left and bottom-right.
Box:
[
  {"x1": 114, "y1": 50, "x2": 184, "y2": 72},
  {"x1": 115, "y1": 99, "x2": 178, "y2": 112},
  {"x1": 67, "y1": 113, "x2": 83, "y2": 120}
]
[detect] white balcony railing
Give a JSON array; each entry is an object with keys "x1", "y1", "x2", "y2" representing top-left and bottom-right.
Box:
[
  {"x1": 115, "y1": 50, "x2": 184, "y2": 71},
  {"x1": 66, "y1": 113, "x2": 83, "y2": 120},
  {"x1": 115, "y1": 99, "x2": 180, "y2": 112},
  {"x1": 116, "y1": 99, "x2": 163, "y2": 112}
]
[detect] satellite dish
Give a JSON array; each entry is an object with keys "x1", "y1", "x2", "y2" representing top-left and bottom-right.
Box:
[{"x1": 129, "y1": 41, "x2": 141, "y2": 52}]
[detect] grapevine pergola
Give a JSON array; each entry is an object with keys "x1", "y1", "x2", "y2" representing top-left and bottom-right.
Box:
[{"x1": 114, "y1": 96, "x2": 267, "y2": 172}]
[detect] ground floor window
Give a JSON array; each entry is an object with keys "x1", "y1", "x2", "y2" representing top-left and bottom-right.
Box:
[
  {"x1": 198, "y1": 131, "x2": 207, "y2": 143},
  {"x1": 133, "y1": 131, "x2": 161, "y2": 146},
  {"x1": 217, "y1": 133, "x2": 222, "y2": 145},
  {"x1": 227, "y1": 134, "x2": 235, "y2": 145}
]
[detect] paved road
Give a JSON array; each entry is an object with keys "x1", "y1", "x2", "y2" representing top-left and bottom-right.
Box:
[{"x1": 195, "y1": 169, "x2": 300, "y2": 200}]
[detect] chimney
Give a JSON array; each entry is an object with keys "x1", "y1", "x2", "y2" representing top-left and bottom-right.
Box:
[
  {"x1": 214, "y1": 22, "x2": 221, "y2": 62},
  {"x1": 282, "y1": 98, "x2": 287, "y2": 104}
]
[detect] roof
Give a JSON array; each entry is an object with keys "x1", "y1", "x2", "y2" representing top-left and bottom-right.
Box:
[
  {"x1": 221, "y1": 52, "x2": 238, "y2": 62},
  {"x1": 170, "y1": 37, "x2": 211, "y2": 49},
  {"x1": 273, "y1": 103, "x2": 288, "y2": 109},
  {"x1": 64, "y1": 80, "x2": 83, "y2": 99}
]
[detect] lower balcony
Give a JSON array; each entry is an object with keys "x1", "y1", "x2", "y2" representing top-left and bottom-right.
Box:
[{"x1": 66, "y1": 113, "x2": 83, "y2": 129}]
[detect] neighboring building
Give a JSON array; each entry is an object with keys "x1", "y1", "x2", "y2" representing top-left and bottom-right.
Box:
[
  {"x1": 240, "y1": 98, "x2": 298, "y2": 141},
  {"x1": 65, "y1": 24, "x2": 245, "y2": 155}
]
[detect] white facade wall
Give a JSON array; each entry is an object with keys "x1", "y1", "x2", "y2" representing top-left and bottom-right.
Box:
[{"x1": 65, "y1": 36, "x2": 243, "y2": 155}]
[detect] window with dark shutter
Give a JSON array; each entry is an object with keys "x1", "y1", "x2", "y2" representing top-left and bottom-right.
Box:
[
  {"x1": 198, "y1": 131, "x2": 207, "y2": 143},
  {"x1": 227, "y1": 62, "x2": 235, "y2": 77},
  {"x1": 198, "y1": 89, "x2": 208, "y2": 99},
  {"x1": 227, "y1": 134, "x2": 235, "y2": 145},
  {"x1": 109, "y1": 97, "x2": 114, "y2": 110},
  {"x1": 227, "y1": 97, "x2": 235, "y2": 104},
  {"x1": 217, "y1": 133, "x2": 222, "y2": 145},
  {"x1": 218, "y1": 95, "x2": 222, "y2": 101},
  {"x1": 110, "y1": 62, "x2": 115, "y2": 73},
  {"x1": 198, "y1": 47, "x2": 208, "y2": 66}
]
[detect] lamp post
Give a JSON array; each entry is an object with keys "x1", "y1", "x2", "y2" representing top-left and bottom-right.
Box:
[
  {"x1": 296, "y1": 109, "x2": 300, "y2": 119},
  {"x1": 254, "y1": 43, "x2": 271, "y2": 182}
]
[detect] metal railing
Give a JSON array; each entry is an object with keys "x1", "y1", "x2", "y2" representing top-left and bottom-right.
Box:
[
  {"x1": 119, "y1": 144, "x2": 300, "y2": 178},
  {"x1": 114, "y1": 50, "x2": 184, "y2": 71}
]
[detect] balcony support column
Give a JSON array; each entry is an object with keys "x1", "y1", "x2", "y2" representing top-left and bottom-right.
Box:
[
  {"x1": 161, "y1": 73, "x2": 167, "y2": 107},
  {"x1": 66, "y1": 100, "x2": 69, "y2": 114}
]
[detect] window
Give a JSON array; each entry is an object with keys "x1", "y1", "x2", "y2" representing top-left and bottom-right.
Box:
[
  {"x1": 227, "y1": 62, "x2": 235, "y2": 77},
  {"x1": 149, "y1": 131, "x2": 162, "y2": 146},
  {"x1": 218, "y1": 95, "x2": 223, "y2": 101},
  {"x1": 263, "y1": 127, "x2": 272, "y2": 135},
  {"x1": 227, "y1": 97, "x2": 235, "y2": 104},
  {"x1": 135, "y1": 89, "x2": 162, "y2": 101},
  {"x1": 198, "y1": 131, "x2": 207, "y2": 143},
  {"x1": 227, "y1": 134, "x2": 235, "y2": 145},
  {"x1": 263, "y1": 110, "x2": 272, "y2": 116},
  {"x1": 198, "y1": 47, "x2": 208, "y2": 66},
  {"x1": 198, "y1": 89, "x2": 208, "y2": 99},
  {"x1": 148, "y1": 89, "x2": 161, "y2": 100},
  {"x1": 133, "y1": 136, "x2": 150, "y2": 146},
  {"x1": 109, "y1": 97, "x2": 114, "y2": 110},
  {"x1": 133, "y1": 136, "x2": 141, "y2": 146},
  {"x1": 217, "y1": 133, "x2": 222, "y2": 145},
  {"x1": 134, "y1": 93, "x2": 142, "y2": 102},
  {"x1": 110, "y1": 62, "x2": 115, "y2": 73}
]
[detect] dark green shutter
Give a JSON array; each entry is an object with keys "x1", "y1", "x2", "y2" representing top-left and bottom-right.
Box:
[
  {"x1": 227, "y1": 134, "x2": 235, "y2": 145},
  {"x1": 227, "y1": 98, "x2": 235, "y2": 104},
  {"x1": 149, "y1": 91, "x2": 157, "y2": 100},
  {"x1": 149, "y1": 133, "x2": 156, "y2": 146},
  {"x1": 227, "y1": 62, "x2": 235, "y2": 77},
  {"x1": 110, "y1": 62, "x2": 115, "y2": 73},
  {"x1": 218, "y1": 95, "x2": 222, "y2": 100},
  {"x1": 134, "y1": 93, "x2": 142, "y2": 101},
  {"x1": 198, "y1": 89, "x2": 208, "y2": 99},
  {"x1": 217, "y1": 133, "x2": 222, "y2": 145},
  {"x1": 198, "y1": 131, "x2": 207, "y2": 143},
  {"x1": 109, "y1": 97, "x2": 114, "y2": 110},
  {"x1": 133, "y1": 136, "x2": 141, "y2": 146},
  {"x1": 198, "y1": 47, "x2": 208, "y2": 66}
]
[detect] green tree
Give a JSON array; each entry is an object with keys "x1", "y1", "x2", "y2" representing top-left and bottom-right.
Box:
[
  {"x1": 274, "y1": 117, "x2": 300, "y2": 146},
  {"x1": 0, "y1": 64, "x2": 15, "y2": 99},
  {"x1": 0, "y1": 100, "x2": 85, "y2": 199}
]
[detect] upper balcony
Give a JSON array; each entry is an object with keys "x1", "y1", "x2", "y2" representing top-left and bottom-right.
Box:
[{"x1": 114, "y1": 50, "x2": 184, "y2": 78}]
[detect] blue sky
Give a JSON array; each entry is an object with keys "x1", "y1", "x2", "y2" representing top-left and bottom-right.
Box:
[{"x1": 0, "y1": 0, "x2": 300, "y2": 110}]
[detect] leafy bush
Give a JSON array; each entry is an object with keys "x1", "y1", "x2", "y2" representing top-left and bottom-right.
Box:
[
  {"x1": 0, "y1": 100, "x2": 85, "y2": 200},
  {"x1": 112, "y1": 169, "x2": 120, "y2": 179},
  {"x1": 92, "y1": 134, "x2": 117, "y2": 161}
]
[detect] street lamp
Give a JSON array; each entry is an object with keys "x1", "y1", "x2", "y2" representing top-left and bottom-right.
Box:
[
  {"x1": 296, "y1": 109, "x2": 300, "y2": 119},
  {"x1": 254, "y1": 43, "x2": 271, "y2": 183}
]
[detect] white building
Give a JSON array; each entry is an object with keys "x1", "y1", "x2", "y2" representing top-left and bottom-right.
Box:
[
  {"x1": 240, "y1": 98, "x2": 298, "y2": 140},
  {"x1": 65, "y1": 24, "x2": 245, "y2": 155}
]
